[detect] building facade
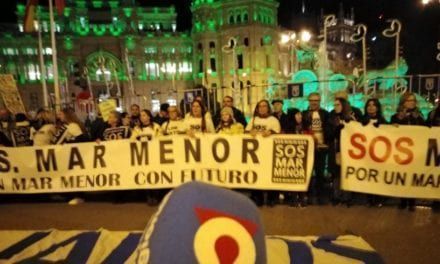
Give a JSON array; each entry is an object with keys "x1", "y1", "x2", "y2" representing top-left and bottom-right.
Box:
[{"x1": 0, "y1": 0, "x2": 356, "y2": 114}]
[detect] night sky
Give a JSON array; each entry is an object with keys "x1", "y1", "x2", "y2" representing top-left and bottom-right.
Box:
[{"x1": 1, "y1": 0, "x2": 439, "y2": 73}]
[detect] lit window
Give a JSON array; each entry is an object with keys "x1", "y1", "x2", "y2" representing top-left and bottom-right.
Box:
[
  {"x1": 151, "y1": 99, "x2": 160, "y2": 113},
  {"x1": 145, "y1": 47, "x2": 157, "y2": 54},
  {"x1": 46, "y1": 64, "x2": 54, "y2": 79},
  {"x1": 96, "y1": 68, "x2": 111, "y2": 81},
  {"x1": 27, "y1": 64, "x2": 40, "y2": 80},
  {"x1": 172, "y1": 24, "x2": 176, "y2": 32},
  {"x1": 138, "y1": 23, "x2": 144, "y2": 31},
  {"x1": 18, "y1": 24, "x2": 24, "y2": 32},
  {"x1": 145, "y1": 62, "x2": 158, "y2": 78},
  {"x1": 167, "y1": 99, "x2": 177, "y2": 106},
  {"x1": 80, "y1": 17, "x2": 86, "y2": 28},
  {"x1": 44, "y1": 47, "x2": 52, "y2": 55}
]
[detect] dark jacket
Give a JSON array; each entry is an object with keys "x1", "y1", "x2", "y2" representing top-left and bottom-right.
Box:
[
  {"x1": 302, "y1": 108, "x2": 331, "y2": 145},
  {"x1": 272, "y1": 112, "x2": 290, "y2": 133},
  {"x1": 390, "y1": 109, "x2": 425, "y2": 126},
  {"x1": 426, "y1": 109, "x2": 440, "y2": 127}
]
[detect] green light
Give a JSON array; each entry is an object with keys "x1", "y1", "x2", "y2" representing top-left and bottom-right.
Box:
[
  {"x1": 109, "y1": 1, "x2": 119, "y2": 9},
  {"x1": 93, "y1": 24, "x2": 106, "y2": 36},
  {"x1": 76, "y1": 22, "x2": 90, "y2": 36},
  {"x1": 164, "y1": 33, "x2": 171, "y2": 38},
  {"x1": 263, "y1": 35, "x2": 272, "y2": 45},
  {"x1": 153, "y1": 7, "x2": 159, "y2": 14},
  {"x1": 147, "y1": 33, "x2": 154, "y2": 38},
  {"x1": 64, "y1": 36, "x2": 73, "y2": 50},
  {"x1": 64, "y1": 7, "x2": 71, "y2": 17},
  {"x1": 328, "y1": 74, "x2": 348, "y2": 92},
  {"x1": 76, "y1": 1, "x2": 86, "y2": 9},
  {"x1": 207, "y1": 20, "x2": 216, "y2": 31},
  {"x1": 195, "y1": 22, "x2": 202, "y2": 32},
  {"x1": 109, "y1": 24, "x2": 123, "y2": 37},
  {"x1": 92, "y1": 1, "x2": 103, "y2": 8},
  {"x1": 292, "y1": 70, "x2": 318, "y2": 96},
  {"x1": 123, "y1": 8, "x2": 133, "y2": 17},
  {"x1": 17, "y1": 4, "x2": 25, "y2": 16},
  {"x1": 125, "y1": 36, "x2": 135, "y2": 50}
]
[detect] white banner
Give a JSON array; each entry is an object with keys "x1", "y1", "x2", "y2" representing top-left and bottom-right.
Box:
[
  {"x1": 0, "y1": 134, "x2": 314, "y2": 193},
  {"x1": 0, "y1": 230, "x2": 381, "y2": 263},
  {"x1": 341, "y1": 122, "x2": 440, "y2": 199}
]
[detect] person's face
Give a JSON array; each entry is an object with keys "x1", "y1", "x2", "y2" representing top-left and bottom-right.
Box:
[
  {"x1": 108, "y1": 113, "x2": 118, "y2": 126},
  {"x1": 367, "y1": 101, "x2": 378, "y2": 116},
  {"x1": 130, "y1": 106, "x2": 140, "y2": 117},
  {"x1": 308, "y1": 95, "x2": 321, "y2": 111},
  {"x1": 122, "y1": 116, "x2": 130, "y2": 126},
  {"x1": 57, "y1": 111, "x2": 66, "y2": 122},
  {"x1": 221, "y1": 112, "x2": 231, "y2": 122},
  {"x1": 140, "y1": 111, "x2": 150, "y2": 125},
  {"x1": 168, "y1": 107, "x2": 179, "y2": 120},
  {"x1": 257, "y1": 101, "x2": 270, "y2": 116},
  {"x1": 222, "y1": 97, "x2": 233, "y2": 108},
  {"x1": 403, "y1": 95, "x2": 416, "y2": 110},
  {"x1": 334, "y1": 100, "x2": 343, "y2": 114},
  {"x1": 192, "y1": 102, "x2": 202, "y2": 117},
  {"x1": 272, "y1": 102, "x2": 283, "y2": 113}
]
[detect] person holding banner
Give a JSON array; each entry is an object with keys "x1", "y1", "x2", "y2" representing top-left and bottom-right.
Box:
[
  {"x1": 131, "y1": 109, "x2": 162, "y2": 141},
  {"x1": 216, "y1": 106, "x2": 244, "y2": 134},
  {"x1": 246, "y1": 99, "x2": 281, "y2": 207},
  {"x1": 31, "y1": 110, "x2": 56, "y2": 146},
  {"x1": 302, "y1": 92, "x2": 330, "y2": 205},
  {"x1": 161, "y1": 106, "x2": 185, "y2": 135},
  {"x1": 52, "y1": 108, "x2": 89, "y2": 145},
  {"x1": 391, "y1": 92, "x2": 425, "y2": 211},
  {"x1": 130, "y1": 104, "x2": 141, "y2": 128},
  {"x1": 100, "y1": 111, "x2": 131, "y2": 141},
  {"x1": 362, "y1": 98, "x2": 388, "y2": 207},
  {"x1": 328, "y1": 98, "x2": 356, "y2": 207},
  {"x1": 184, "y1": 99, "x2": 215, "y2": 136},
  {"x1": 9, "y1": 113, "x2": 34, "y2": 147},
  {"x1": 426, "y1": 99, "x2": 440, "y2": 212}
]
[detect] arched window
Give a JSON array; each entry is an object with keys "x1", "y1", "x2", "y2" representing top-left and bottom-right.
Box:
[
  {"x1": 244, "y1": 37, "x2": 249, "y2": 47},
  {"x1": 209, "y1": 41, "x2": 215, "y2": 49},
  {"x1": 236, "y1": 14, "x2": 241, "y2": 23},
  {"x1": 197, "y1": 42, "x2": 203, "y2": 50},
  {"x1": 229, "y1": 15, "x2": 234, "y2": 24},
  {"x1": 243, "y1": 13, "x2": 249, "y2": 22}
]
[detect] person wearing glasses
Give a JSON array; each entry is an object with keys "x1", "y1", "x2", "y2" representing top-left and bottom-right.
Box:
[
  {"x1": 213, "y1": 96, "x2": 247, "y2": 128},
  {"x1": 302, "y1": 92, "x2": 331, "y2": 205}
]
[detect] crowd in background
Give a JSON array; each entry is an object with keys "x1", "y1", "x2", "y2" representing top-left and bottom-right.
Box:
[{"x1": 0, "y1": 91, "x2": 439, "y2": 210}]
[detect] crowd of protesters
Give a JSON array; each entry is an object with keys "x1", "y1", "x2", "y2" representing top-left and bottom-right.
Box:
[{"x1": 0, "y1": 91, "x2": 439, "y2": 211}]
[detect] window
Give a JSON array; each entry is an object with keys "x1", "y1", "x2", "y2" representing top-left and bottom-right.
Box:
[
  {"x1": 236, "y1": 14, "x2": 241, "y2": 23},
  {"x1": 229, "y1": 15, "x2": 234, "y2": 24},
  {"x1": 243, "y1": 13, "x2": 249, "y2": 22},
  {"x1": 96, "y1": 68, "x2": 111, "y2": 82},
  {"x1": 237, "y1": 54, "x2": 243, "y2": 69},
  {"x1": 151, "y1": 99, "x2": 160, "y2": 113},
  {"x1": 145, "y1": 62, "x2": 158, "y2": 78},
  {"x1": 199, "y1": 59, "x2": 204, "y2": 73},
  {"x1": 27, "y1": 64, "x2": 39, "y2": 80},
  {"x1": 209, "y1": 41, "x2": 215, "y2": 49},
  {"x1": 266, "y1": 54, "x2": 271, "y2": 68},
  {"x1": 145, "y1": 47, "x2": 157, "y2": 54},
  {"x1": 260, "y1": 38, "x2": 264, "y2": 46},
  {"x1": 44, "y1": 47, "x2": 52, "y2": 55},
  {"x1": 179, "y1": 61, "x2": 192, "y2": 73},
  {"x1": 167, "y1": 99, "x2": 177, "y2": 106},
  {"x1": 244, "y1": 37, "x2": 249, "y2": 47},
  {"x1": 197, "y1": 43, "x2": 203, "y2": 51},
  {"x1": 210, "y1": 58, "x2": 216, "y2": 72}
]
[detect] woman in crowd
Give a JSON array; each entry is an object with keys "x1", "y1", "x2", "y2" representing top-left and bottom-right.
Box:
[
  {"x1": 285, "y1": 108, "x2": 308, "y2": 207},
  {"x1": 391, "y1": 92, "x2": 424, "y2": 211},
  {"x1": 130, "y1": 109, "x2": 162, "y2": 205},
  {"x1": 52, "y1": 107, "x2": 89, "y2": 145},
  {"x1": 131, "y1": 109, "x2": 162, "y2": 141},
  {"x1": 216, "y1": 106, "x2": 244, "y2": 134},
  {"x1": 183, "y1": 99, "x2": 215, "y2": 135},
  {"x1": 32, "y1": 110, "x2": 56, "y2": 146},
  {"x1": 362, "y1": 98, "x2": 387, "y2": 207},
  {"x1": 100, "y1": 111, "x2": 131, "y2": 141},
  {"x1": 161, "y1": 106, "x2": 185, "y2": 135},
  {"x1": 328, "y1": 97, "x2": 356, "y2": 207},
  {"x1": 246, "y1": 99, "x2": 281, "y2": 206},
  {"x1": 121, "y1": 112, "x2": 131, "y2": 127}
]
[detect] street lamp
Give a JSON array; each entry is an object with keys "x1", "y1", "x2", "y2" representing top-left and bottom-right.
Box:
[
  {"x1": 279, "y1": 30, "x2": 311, "y2": 75},
  {"x1": 350, "y1": 24, "x2": 368, "y2": 81},
  {"x1": 222, "y1": 37, "x2": 241, "y2": 108}
]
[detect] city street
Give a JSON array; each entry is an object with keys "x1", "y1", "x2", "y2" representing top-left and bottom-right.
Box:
[{"x1": 0, "y1": 199, "x2": 438, "y2": 264}]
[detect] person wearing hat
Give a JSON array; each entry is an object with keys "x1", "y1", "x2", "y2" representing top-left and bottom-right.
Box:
[
  {"x1": 216, "y1": 106, "x2": 244, "y2": 134},
  {"x1": 213, "y1": 96, "x2": 247, "y2": 128}
]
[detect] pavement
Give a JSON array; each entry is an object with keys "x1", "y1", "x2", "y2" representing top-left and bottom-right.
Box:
[{"x1": 0, "y1": 196, "x2": 439, "y2": 264}]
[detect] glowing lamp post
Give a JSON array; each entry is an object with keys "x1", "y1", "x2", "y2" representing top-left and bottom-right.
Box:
[
  {"x1": 350, "y1": 24, "x2": 368, "y2": 92},
  {"x1": 279, "y1": 30, "x2": 311, "y2": 75},
  {"x1": 382, "y1": 19, "x2": 402, "y2": 79},
  {"x1": 222, "y1": 37, "x2": 241, "y2": 108}
]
